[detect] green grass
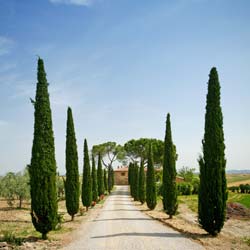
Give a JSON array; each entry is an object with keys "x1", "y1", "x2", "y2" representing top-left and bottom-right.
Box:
[
  {"x1": 227, "y1": 174, "x2": 250, "y2": 184},
  {"x1": 177, "y1": 192, "x2": 250, "y2": 213},
  {"x1": 227, "y1": 192, "x2": 250, "y2": 208}
]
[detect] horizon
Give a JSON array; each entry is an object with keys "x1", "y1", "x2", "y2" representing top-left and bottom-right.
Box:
[{"x1": 0, "y1": 0, "x2": 250, "y2": 175}]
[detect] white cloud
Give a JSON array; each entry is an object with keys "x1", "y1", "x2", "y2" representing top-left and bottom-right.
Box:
[
  {"x1": 0, "y1": 36, "x2": 14, "y2": 56},
  {"x1": 49, "y1": 0, "x2": 93, "y2": 6}
]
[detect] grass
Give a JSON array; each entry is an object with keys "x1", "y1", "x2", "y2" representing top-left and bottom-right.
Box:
[
  {"x1": 177, "y1": 192, "x2": 250, "y2": 213},
  {"x1": 227, "y1": 192, "x2": 250, "y2": 208}
]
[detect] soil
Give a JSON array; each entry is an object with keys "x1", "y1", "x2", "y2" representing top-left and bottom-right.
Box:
[{"x1": 135, "y1": 200, "x2": 250, "y2": 250}]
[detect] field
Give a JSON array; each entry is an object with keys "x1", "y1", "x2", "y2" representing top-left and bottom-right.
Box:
[
  {"x1": 227, "y1": 174, "x2": 250, "y2": 187},
  {"x1": 0, "y1": 197, "x2": 106, "y2": 249}
]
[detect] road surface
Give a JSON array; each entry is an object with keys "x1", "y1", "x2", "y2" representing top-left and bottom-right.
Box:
[{"x1": 63, "y1": 185, "x2": 204, "y2": 250}]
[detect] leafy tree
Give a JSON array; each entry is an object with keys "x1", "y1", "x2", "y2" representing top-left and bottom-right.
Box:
[
  {"x1": 146, "y1": 144, "x2": 157, "y2": 210},
  {"x1": 97, "y1": 153, "x2": 104, "y2": 197},
  {"x1": 29, "y1": 58, "x2": 58, "y2": 239},
  {"x1": 139, "y1": 161, "x2": 146, "y2": 204},
  {"x1": 0, "y1": 170, "x2": 30, "y2": 208},
  {"x1": 178, "y1": 166, "x2": 196, "y2": 182},
  {"x1": 82, "y1": 139, "x2": 92, "y2": 211},
  {"x1": 92, "y1": 155, "x2": 98, "y2": 202},
  {"x1": 162, "y1": 113, "x2": 178, "y2": 218},
  {"x1": 128, "y1": 163, "x2": 135, "y2": 197},
  {"x1": 103, "y1": 168, "x2": 108, "y2": 192},
  {"x1": 198, "y1": 67, "x2": 227, "y2": 235},
  {"x1": 92, "y1": 142, "x2": 125, "y2": 169},
  {"x1": 65, "y1": 107, "x2": 79, "y2": 220},
  {"x1": 124, "y1": 138, "x2": 165, "y2": 166},
  {"x1": 57, "y1": 173, "x2": 65, "y2": 199}
]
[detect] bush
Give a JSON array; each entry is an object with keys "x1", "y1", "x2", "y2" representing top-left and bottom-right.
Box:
[
  {"x1": 177, "y1": 182, "x2": 193, "y2": 195},
  {"x1": 191, "y1": 178, "x2": 200, "y2": 194}
]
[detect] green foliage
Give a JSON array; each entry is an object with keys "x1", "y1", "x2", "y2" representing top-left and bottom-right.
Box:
[
  {"x1": 57, "y1": 174, "x2": 65, "y2": 200},
  {"x1": 29, "y1": 58, "x2": 58, "y2": 239},
  {"x1": 65, "y1": 107, "x2": 79, "y2": 220},
  {"x1": 162, "y1": 113, "x2": 178, "y2": 218},
  {"x1": 107, "y1": 166, "x2": 113, "y2": 193},
  {"x1": 128, "y1": 163, "x2": 134, "y2": 197},
  {"x1": 82, "y1": 139, "x2": 92, "y2": 211},
  {"x1": 178, "y1": 166, "x2": 196, "y2": 182},
  {"x1": 103, "y1": 168, "x2": 108, "y2": 192},
  {"x1": 0, "y1": 170, "x2": 30, "y2": 208},
  {"x1": 198, "y1": 67, "x2": 227, "y2": 236},
  {"x1": 91, "y1": 155, "x2": 98, "y2": 202},
  {"x1": 97, "y1": 153, "x2": 104, "y2": 196},
  {"x1": 133, "y1": 163, "x2": 139, "y2": 201},
  {"x1": 191, "y1": 177, "x2": 200, "y2": 194},
  {"x1": 92, "y1": 142, "x2": 125, "y2": 168},
  {"x1": 177, "y1": 182, "x2": 193, "y2": 195},
  {"x1": 124, "y1": 138, "x2": 164, "y2": 165},
  {"x1": 239, "y1": 184, "x2": 250, "y2": 193},
  {"x1": 139, "y1": 161, "x2": 146, "y2": 204},
  {"x1": 146, "y1": 144, "x2": 157, "y2": 210}
]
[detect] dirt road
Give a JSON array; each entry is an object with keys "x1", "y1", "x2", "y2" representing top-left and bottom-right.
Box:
[{"x1": 63, "y1": 186, "x2": 204, "y2": 250}]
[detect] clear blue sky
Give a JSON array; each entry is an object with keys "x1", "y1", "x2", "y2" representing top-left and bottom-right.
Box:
[{"x1": 0, "y1": 0, "x2": 249, "y2": 175}]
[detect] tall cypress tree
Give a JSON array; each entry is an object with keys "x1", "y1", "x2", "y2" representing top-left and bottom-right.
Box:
[
  {"x1": 82, "y1": 139, "x2": 92, "y2": 211},
  {"x1": 129, "y1": 163, "x2": 134, "y2": 197},
  {"x1": 162, "y1": 113, "x2": 178, "y2": 218},
  {"x1": 198, "y1": 67, "x2": 227, "y2": 235},
  {"x1": 146, "y1": 144, "x2": 157, "y2": 210},
  {"x1": 65, "y1": 107, "x2": 79, "y2": 221},
  {"x1": 133, "y1": 163, "x2": 139, "y2": 201},
  {"x1": 91, "y1": 155, "x2": 98, "y2": 203},
  {"x1": 103, "y1": 168, "x2": 108, "y2": 192},
  {"x1": 97, "y1": 153, "x2": 104, "y2": 197},
  {"x1": 108, "y1": 166, "x2": 112, "y2": 193},
  {"x1": 139, "y1": 161, "x2": 146, "y2": 204},
  {"x1": 29, "y1": 58, "x2": 58, "y2": 239}
]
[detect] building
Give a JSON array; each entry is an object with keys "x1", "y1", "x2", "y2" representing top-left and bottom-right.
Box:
[{"x1": 114, "y1": 166, "x2": 184, "y2": 185}]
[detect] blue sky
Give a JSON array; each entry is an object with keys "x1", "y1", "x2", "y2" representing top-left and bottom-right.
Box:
[{"x1": 0, "y1": 0, "x2": 249, "y2": 175}]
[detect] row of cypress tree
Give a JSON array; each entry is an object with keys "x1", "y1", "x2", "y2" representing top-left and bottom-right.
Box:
[
  {"x1": 29, "y1": 58, "x2": 109, "y2": 239},
  {"x1": 129, "y1": 67, "x2": 227, "y2": 236}
]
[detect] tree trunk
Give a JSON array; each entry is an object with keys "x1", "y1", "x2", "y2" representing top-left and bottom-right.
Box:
[
  {"x1": 71, "y1": 215, "x2": 74, "y2": 221},
  {"x1": 42, "y1": 233, "x2": 47, "y2": 240}
]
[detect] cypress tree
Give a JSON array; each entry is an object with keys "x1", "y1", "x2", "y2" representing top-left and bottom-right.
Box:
[
  {"x1": 162, "y1": 113, "x2": 178, "y2": 218},
  {"x1": 91, "y1": 155, "x2": 98, "y2": 203},
  {"x1": 146, "y1": 144, "x2": 157, "y2": 210},
  {"x1": 129, "y1": 163, "x2": 134, "y2": 197},
  {"x1": 133, "y1": 163, "x2": 139, "y2": 201},
  {"x1": 103, "y1": 168, "x2": 108, "y2": 192},
  {"x1": 82, "y1": 139, "x2": 92, "y2": 211},
  {"x1": 97, "y1": 153, "x2": 104, "y2": 197},
  {"x1": 29, "y1": 58, "x2": 58, "y2": 239},
  {"x1": 198, "y1": 67, "x2": 227, "y2": 235},
  {"x1": 65, "y1": 107, "x2": 79, "y2": 221},
  {"x1": 108, "y1": 166, "x2": 112, "y2": 193},
  {"x1": 139, "y1": 161, "x2": 146, "y2": 204}
]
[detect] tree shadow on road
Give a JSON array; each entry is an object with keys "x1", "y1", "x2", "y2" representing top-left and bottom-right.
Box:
[{"x1": 92, "y1": 232, "x2": 185, "y2": 239}]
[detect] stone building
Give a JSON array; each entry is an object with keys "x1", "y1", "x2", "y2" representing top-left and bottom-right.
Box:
[{"x1": 114, "y1": 166, "x2": 184, "y2": 185}]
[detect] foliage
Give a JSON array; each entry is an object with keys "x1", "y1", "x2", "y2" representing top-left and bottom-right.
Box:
[
  {"x1": 139, "y1": 161, "x2": 146, "y2": 204},
  {"x1": 177, "y1": 182, "x2": 193, "y2": 195},
  {"x1": 124, "y1": 138, "x2": 165, "y2": 165},
  {"x1": 103, "y1": 168, "x2": 108, "y2": 192},
  {"x1": 107, "y1": 166, "x2": 113, "y2": 193},
  {"x1": 91, "y1": 155, "x2": 98, "y2": 202},
  {"x1": 82, "y1": 139, "x2": 92, "y2": 211},
  {"x1": 92, "y1": 142, "x2": 125, "y2": 168},
  {"x1": 57, "y1": 174, "x2": 65, "y2": 200},
  {"x1": 146, "y1": 144, "x2": 157, "y2": 210},
  {"x1": 97, "y1": 153, "x2": 104, "y2": 196},
  {"x1": 162, "y1": 113, "x2": 178, "y2": 218},
  {"x1": 133, "y1": 163, "x2": 139, "y2": 201},
  {"x1": 178, "y1": 166, "x2": 196, "y2": 182},
  {"x1": 198, "y1": 67, "x2": 227, "y2": 236},
  {"x1": 65, "y1": 107, "x2": 79, "y2": 220},
  {"x1": 29, "y1": 58, "x2": 58, "y2": 239},
  {"x1": 0, "y1": 170, "x2": 30, "y2": 208}
]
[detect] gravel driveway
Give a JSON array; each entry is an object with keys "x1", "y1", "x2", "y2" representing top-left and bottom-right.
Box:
[{"x1": 63, "y1": 185, "x2": 204, "y2": 250}]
